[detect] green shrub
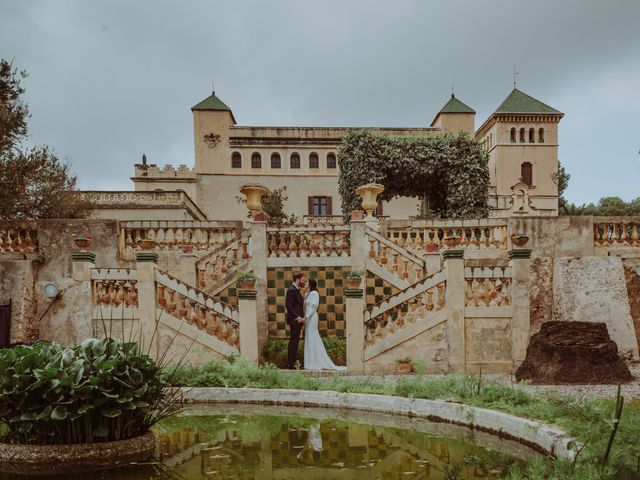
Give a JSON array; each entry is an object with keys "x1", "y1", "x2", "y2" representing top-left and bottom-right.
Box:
[
  {"x1": 261, "y1": 337, "x2": 346, "y2": 368},
  {"x1": 0, "y1": 338, "x2": 176, "y2": 445}
]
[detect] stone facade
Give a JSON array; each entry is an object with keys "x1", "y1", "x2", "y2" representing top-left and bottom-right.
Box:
[
  {"x1": 106, "y1": 88, "x2": 564, "y2": 222},
  {"x1": 1, "y1": 215, "x2": 638, "y2": 374}
]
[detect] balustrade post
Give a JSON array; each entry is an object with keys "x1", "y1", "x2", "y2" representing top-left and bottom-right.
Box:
[
  {"x1": 443, "y1": 250, "x2": 465, "y2": 373},
  {"x1": 238, "y1": 289, "x2": 259, "y2": 364},
  {"x1": 71, "y1": 252, "x2": 95, "y2": 341},
  {"x1": 71, "y1": 251, "x2": 95, "y2": 282},
  {"x1": 136, "y1": 252, "x2": 159, "y2": 359},
  {"x1": 345, "y1": 287, "x2": 365, "y2": 374},
  {"x1": 508, "y1": 249, "x2": 532, "y2": 367},
  {"x1": 248, "y1": 220, "x2": 268, "y2": 351},
  {"x1": 350, "y1": 220, "x2": 368, "y2": 278}
]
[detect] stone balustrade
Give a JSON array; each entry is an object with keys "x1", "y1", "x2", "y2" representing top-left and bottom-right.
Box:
[
  {"x1": 0, "y1": 225, "x2": 38, "y2": 253},
  {"x1": 363, "y1": 271, "x2": 447, "y2": 348},
  {"x1": 464, "y1": 266, "x2": 512, "y2": 307},
  {"x1": 385, "y1": 220, "x2": 508, "y2": 254},
  {"x1": 155, "y1": 270, "x2": 239, "y2": 351},
  {"x1": 303, "y1": 215, "x2": 346, "y2": 226},
  {"x1": 91, "y1": 269, "x2": 139, "y2": 316},
  {"x1": 121, "y1": 221, "x2": 242, "y2": 255},
  {"x1": 366, "y1": 228, "x2": 425, "y2": 285},
  {"x1": 197, "y1": 235, "x2": 251, "y2": 292},
  {"x1": 593, "y1": 219, "x2": 640, "y2": 247},
  {"x1": 267, "y1": 226, "x2": 350, "y2": 258}
]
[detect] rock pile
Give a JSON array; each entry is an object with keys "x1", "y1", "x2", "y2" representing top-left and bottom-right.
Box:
[{"x1": 515, "y1": 321, "x2": 634, "y2": 384}]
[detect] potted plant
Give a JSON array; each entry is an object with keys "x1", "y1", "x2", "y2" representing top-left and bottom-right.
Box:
[
  {"x1": 510, "y1": 232, "x2": 529, "y2": 247},
  {"x1": 138, "y1": 238, "x2": 156, "y2": 250},
  {"x1": 181, "y1": 244, "x2": 194, "y2": 254},
  {"x1": 395, "y1": 356, "x2": 414, "y2": 374},
  {"x1": 425, "y1": 241, "x2": 439, "y2": 252},
  {"x1": 237, "y1": 271, "x2": 258, "y2": 290},
  {"x1": 73, "y1": 233, "x2": 93, "y2": 250},
  {"x1": 345, "y1": 270, "x2": 364, "y2": 289},
  {"x1": 443, "y1": 234, "x2": 462, "y2": 248}
]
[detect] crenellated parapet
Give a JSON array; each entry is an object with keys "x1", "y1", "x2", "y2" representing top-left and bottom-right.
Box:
[{"x1": 133, "y1": 163, "x2": 196, "y2": 179}]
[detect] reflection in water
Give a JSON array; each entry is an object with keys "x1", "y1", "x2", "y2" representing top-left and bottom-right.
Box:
[
  {"x1": 155, "y1": 412, "x2": 521, "y2": 479},
  {"x1": 2, "y1": 408, "x2": 525, "y2": 480}
]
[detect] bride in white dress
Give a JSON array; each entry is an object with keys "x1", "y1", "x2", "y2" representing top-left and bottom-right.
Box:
[{"x1": 303, "y1": 279, "x2": 347, "y2": 371}]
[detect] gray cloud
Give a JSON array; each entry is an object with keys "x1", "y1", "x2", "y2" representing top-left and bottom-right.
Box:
[{"x1": 1, "y1": 0, "x2": 639, "y2": 203}]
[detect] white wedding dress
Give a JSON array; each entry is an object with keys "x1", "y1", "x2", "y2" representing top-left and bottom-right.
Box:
[{"x1": 304, "y1": 291, "x2": 347, "y2": 371}]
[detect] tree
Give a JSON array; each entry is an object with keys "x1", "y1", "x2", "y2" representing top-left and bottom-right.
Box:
[
  {"x1": 0, "y1": 59, "x2": 89, "y2": 220},
  {"x1": 236, "y1": 186, "x2": 298, "y2": 226},
  {"x1": 337, "y1": 129, "x2": 489, "y2": 218}
]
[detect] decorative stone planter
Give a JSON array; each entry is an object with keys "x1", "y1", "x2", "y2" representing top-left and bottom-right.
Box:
[
  {"x1": 355, "y1": 183, "x2": 384, "y2": 217},
  {"x1": 139, "y1": 238, "x2": 156, "y2": 250},
  {"x1": 0, "y1": 431, "x2": 156, "y2": 476},
  {"x1": 396, "y1": 362, "x2": 413, "y2": 374},
  {"x1": 511, "y1": 235, "x2": 529, "y2": 247},
  {"x1": 425, "y1": 242, "x2": 439, "y2": 252},
  {"x1": 73, "y1": 235, "x2": 93, "y2": 250},
  {"x1": 240, "y1": 183, "x2": 270, "y2": 217},
  {"x1": 443, "y1": 236, "x2": 462, "y2": 248},
  {"x1": 345, "y1": 276, "x2": 362, "y2": 289},
  {"x1": 237, "y1": 278, "x2": 256, "y2": 290}
]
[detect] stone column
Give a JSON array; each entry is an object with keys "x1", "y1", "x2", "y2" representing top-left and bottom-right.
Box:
[
  {"x1": 71, "y1": 252, "x2": 95, "y2": 341},
  {"x1": 178, "y1": 253, "x2": 197, "y2": 286},
  {"x1": 350, "y1": 220, "x2": 368, "y2": 275},
  {"x1": 238, "y1": 289, "x2": 259, "y2": 364},
  {"x1": 424, "y1": 252, "x2": 441, "y2": 276},
  {"x1": 248, "y1": 221, "x2": 268, "y2": 354},
  {"x1": 345, "y1": 287, "x2": 365, "y2": 374},
  {"x1": 136, "y1": 252, "x2": 159, "y2": 359},
  {"x1": 71, "y1": 252, "x2": 95, "y2": 282},
  {"x1": 444, "y1": 250, "x2": 465, "y2": 373},
  {"x1": 509, "y1": 248, "x2": 532, "y2": 366}
]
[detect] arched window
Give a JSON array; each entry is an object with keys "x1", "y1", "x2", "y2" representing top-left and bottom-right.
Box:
[
  {"x1": 529, "y1": 128, "x2": 535, "y2": 143},
  {"x1": 251, "y1": 152, "x2": 261, "y2": 169},
  {"x1": 271, "y1": 152, "x2": 281, "y2": 169},
  {"x1": 290, "y1": 152, "x2": 300, "y2": 169},
  {"x1": 521, "y1": 162, "x2": 533, "y2": 186},
  {"x1": 519, "y1": 128, "x2": 526, "y2": 143},
  {"x1": 510, "y1": 128, "x2": 516, "y2": 143},
  {"x1": 538, "y1": 128, "x2": 545, "y2": 143},
  {"x1": 231, "y1": 152, "x2": 242, "y2": 169},
  {"x1": 327, "y1": 153, "x2": 337, "y2": 169},
  {"x1": 309, "y1": 152, "x2": 319, "y2": 169}
]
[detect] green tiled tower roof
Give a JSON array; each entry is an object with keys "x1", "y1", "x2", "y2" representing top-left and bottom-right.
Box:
[
  {"x1": 438, "y1": 94, "x2": 476, "y2": 114},
  {"x1": 191, "y1": 92, "x2": 233, "y2": 112},
  {"x1": 495, "y1": 89, "x2": 561, "y2": 114}
]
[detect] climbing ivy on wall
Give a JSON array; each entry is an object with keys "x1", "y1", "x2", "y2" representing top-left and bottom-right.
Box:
[{"x1": 337, "y1": 129, "x2": 490, "y2": 218}]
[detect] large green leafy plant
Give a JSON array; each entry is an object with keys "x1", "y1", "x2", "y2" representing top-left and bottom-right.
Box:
[
  {"x1": 0, "y1": 338, "x2": 177, "y2": 445},
  {"x1": 337, "y1": 129, "x2": 490, "y2": 218}
]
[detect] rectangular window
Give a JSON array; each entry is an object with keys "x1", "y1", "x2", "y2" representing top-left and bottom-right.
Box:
[
  {"x1": 521, "y1": 162, "x2": 533, "y2": 186},
  {"x1": 308, "y1": 196, "x2": 332, "y2": 216}
]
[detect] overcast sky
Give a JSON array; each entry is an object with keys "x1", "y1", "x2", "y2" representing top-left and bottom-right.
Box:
[{"x1": 1, "y1": 0, "x2": 639, "y2": 205}]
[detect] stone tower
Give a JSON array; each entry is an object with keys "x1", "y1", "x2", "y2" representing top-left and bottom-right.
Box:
[
  {"x1": 430, "y1": 94, "x2": 476, "y2": 136},
  {"x1": 192, "y1": 90, "x2": 236, "y2": 174},
  {"x1": 476, "y1": 89, "x2": 563, "y2": 217}
]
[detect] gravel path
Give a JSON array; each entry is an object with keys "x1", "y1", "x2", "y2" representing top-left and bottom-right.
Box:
[{"x1": 294, "y1": 364, "x2": 640, "y2": 400}]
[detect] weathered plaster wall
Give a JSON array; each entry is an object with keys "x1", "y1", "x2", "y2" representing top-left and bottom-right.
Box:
[
  {"x1": 33, "y1": 220, "x2": 119, "y2": 345},
  {"x1": 622, "y1": 258, "x2": 640, "y2": 353},
  {"x1": 0, "y1": 259, "x2": 36, "y2": 343},
  {"x1": 553, "y1": 256, "x2": 639, "y2": 359},
  {"x1": 529, "y1": 257, "x2": 553, "y2": 334},
  {"x1": 364, "y1": 322, "x2": 448, "y2": 374},
  {"x1": 465, "y1": 316, "x2": 513, "y2": 373},
  {"x1": 509, "y1": 216, "x2": 593, "y2": 258}
]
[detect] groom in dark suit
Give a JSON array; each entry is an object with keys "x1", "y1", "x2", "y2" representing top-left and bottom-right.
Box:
[{"x1": 285, "y1": 272, "x2": 306, "y2": 369}]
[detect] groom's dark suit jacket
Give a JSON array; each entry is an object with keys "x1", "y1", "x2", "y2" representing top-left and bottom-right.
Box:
[{"x1": 285, "y1": 284, "x2": 304, "y2": 327}]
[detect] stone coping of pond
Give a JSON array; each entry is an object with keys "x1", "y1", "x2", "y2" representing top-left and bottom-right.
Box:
[
  {"x1": 176, "y1": 387, "x2": 575, "y2": 459},
  {"x1": 0, "y1": 431, "x2": 156, "y2": 476}
]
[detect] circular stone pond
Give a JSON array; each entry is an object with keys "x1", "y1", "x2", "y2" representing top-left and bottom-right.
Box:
[{"x1": 2, "y1": 403, "x2": 545, "y2": 480}]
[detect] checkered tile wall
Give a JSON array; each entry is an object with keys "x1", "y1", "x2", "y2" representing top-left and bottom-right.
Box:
[{"x1": 266, "y1": 267, "x2": 398, "y2": 339}]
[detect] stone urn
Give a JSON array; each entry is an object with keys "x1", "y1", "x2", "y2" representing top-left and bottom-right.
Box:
[
  {"x1": 240, "y1": 183, "x2": 270, "y2": 217},
  {"x1": 345, "y1": 273, "x2": 363, "y2": 289},
  {"x1": 395, "y1": 360, "x2": 413, "y2": 374},
  {"x1": 355, "y1": 183, "x2": 384, "y2": 217},
  {"x1": 511, "y1": 234, "x2": 529, "y2": 247},
  {"x1": 139, "y1": 238, "x2": 156, "y2": 250},
  {"x1": 73, "y1": 234, "x2": 93, "y2": 250}
]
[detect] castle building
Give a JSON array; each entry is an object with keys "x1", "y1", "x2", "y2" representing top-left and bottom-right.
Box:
[{"x1": 90, "y1": 88, "x2": 563, "y2": 221}]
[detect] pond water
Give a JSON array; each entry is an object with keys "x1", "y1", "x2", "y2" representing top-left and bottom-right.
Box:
[{"x1": 5, "y1": 404, "x2": 539, "y2": 479}]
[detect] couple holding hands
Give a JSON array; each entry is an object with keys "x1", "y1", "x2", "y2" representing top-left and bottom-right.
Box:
[{"x1": 285, "y1": 272, "x2": 346, "y2": 371}]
